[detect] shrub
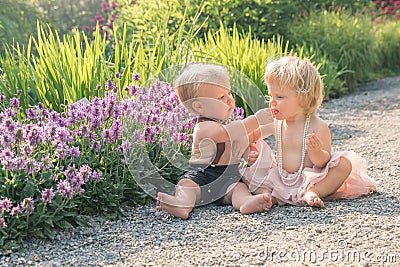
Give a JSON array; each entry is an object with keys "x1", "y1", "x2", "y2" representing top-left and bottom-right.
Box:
[
  {"x1": 193, "y1": 24, "x2": 347, "y2": 111},
  {"x1": 0, "y1": 10, "x2": 209, "y2": 111},
  {"x1": 286, "y1": 9, "x2": 378, "y2": 88},
  {"x1": 374, "y1": 20, "x2": 400, "y2": 74},
  {"x1": 0, "y1": 0, "x2": 44, "y2": 55},
  {"x1": 31, "y1": 0, "x2": 103, "y2": 37},
  {"x1": 371, "y1": 0, "x2": 400, "y2": 21},
  {"x1": 115, "y1": 0, "x2": 373, "y2": 42},
  {"x1": 0, "y1": 76, "x2": 196, "y2": 248}
]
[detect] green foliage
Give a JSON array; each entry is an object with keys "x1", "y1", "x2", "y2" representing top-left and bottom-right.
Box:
[
  {"x1": 374, "y1": 20, "x2": 400, "y2": 74},
  {"x1": 292, "y1": 44, "x2": 349, "y2": 98},
  {"x1": 116, "y1": 0, "x2": 373, "y2": 43},
  {"x1": 286, "y1": 9, "x2": 378, "y2": 88},
  {"x1": 0, "y1": 43, "x2": 36, "y2": 110},
  {"x1": 0, "y1": 88, "x2": 153, "y2": 248},
  {"x1": 0, "y1": 6, "x2": 212, "y2": 111},
  {"x1": 30, "y1": 0, "x2": 101, "y2": 37},
  {"x1": 298, "y1": 0, "x2": 373, "y2": 13},
  {"x1": 0, "y1": 0, "x2": 44, "y2": 55},
  {"x1": 1, "y1": 24, "x2": 111, "y2": 111},
  {"x1": 192, "y1": 24, "x2": 292, "y2": 114},
  {"x1": 192, "y1": 24, "x2": 347, "y2": 112}
]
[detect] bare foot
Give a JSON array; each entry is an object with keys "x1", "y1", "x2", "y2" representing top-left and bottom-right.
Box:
[
  {"x1": 240, "y1": 193, "x2": 273, "y2": 214},
  {"x1": 303, "y1": 191, "x2": 324, "y2": 208},
  {"x1": 156, "y1": 192, "x2": 193, "y2": 219}
]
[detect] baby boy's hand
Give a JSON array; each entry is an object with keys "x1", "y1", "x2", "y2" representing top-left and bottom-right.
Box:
[{"x1": 305, "y1": 133, "x2": 323, "y2": 152}]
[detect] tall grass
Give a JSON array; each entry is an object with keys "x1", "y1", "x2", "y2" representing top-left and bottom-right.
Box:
[
  {"x1": 0, "y1": 42, "x2": 35, "y2": 109},
  {"x1": 286, "y1": 9, "x2": 378, "y2": 88},
  {"x1": 192, "y1": 24, "x2": 346, "y2": 112},
  {"x1": 0, "y1": 5, "x2": 209, "y2": 111},
  {"x1": 1, "y1": 23, "x2": 115, "y2": 111},
  {"x1": 375, "y1": 20, "x2": 400, "y2": 75},
  {"x1": 193, "y1": 24, "x2": 292, "y2": 114}
]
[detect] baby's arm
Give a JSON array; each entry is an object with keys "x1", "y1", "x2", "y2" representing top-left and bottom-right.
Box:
[
  {"x1": 248, "y1": 123, "x2": 275, "y2": 143},
  {"x1": 224, "y1": 108, "x2": 273, "y2": 140},
  {"x1": 244, "y1": 123, "x2": 275, "y2": 166},
  {"x1": 199, "y1": 108, "x2": 273, "y2": 143},
  {"x1": 306, "y1": 121, "x2": 331, "y2": 168}
]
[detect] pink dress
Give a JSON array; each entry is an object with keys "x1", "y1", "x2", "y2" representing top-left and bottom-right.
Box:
[{"x1": 241, "y1": 140, "x2": 378, "y2": 206}]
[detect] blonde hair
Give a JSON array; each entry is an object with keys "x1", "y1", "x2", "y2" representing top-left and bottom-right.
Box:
[
  {"x1": 174, "y1": 63, "x2": 230, "y2": 105},
  {"x1": 263, "y1": 56, "x2": 324, "y2": 115}
]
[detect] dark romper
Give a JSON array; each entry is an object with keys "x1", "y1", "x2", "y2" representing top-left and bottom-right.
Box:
[{"x1": 179, "y1": 117, "x2": 243, "y2": 206}]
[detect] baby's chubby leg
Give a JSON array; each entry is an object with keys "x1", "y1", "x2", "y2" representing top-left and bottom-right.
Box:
[
  {"x1": 223, "y1": 182, "x2": 273, "y2": 214},
  {"x1": 304, "y1": 156, "x2": 352, "y2": 208},
  {"x1": 157, "y1": 179, "x2": 200, "y2": 219}
]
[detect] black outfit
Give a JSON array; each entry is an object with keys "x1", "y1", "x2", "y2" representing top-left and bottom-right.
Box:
[{"x1": 178, "y1": 116, "x2": 243, "y2": 206}]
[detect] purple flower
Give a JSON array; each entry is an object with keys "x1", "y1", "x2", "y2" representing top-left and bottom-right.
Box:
[
  {"x1": 0, "y1": 198, "x2": 13, "y2": 213},
  {"x1": 92, "y1": 171, "x2": 103, "y2": 182},
  {"x1": 10, "y1": 97, "x2": 20, "y2": 108},
  {"x1": 115, "y1": 72, "x2": 121, "y2": 78},
  {"x1": 57, "y1": 180, "x2": 74, "y2": 199},
  {"x1": 24, "y1": 157, "x2": 38, "y2": 175},
  {"x1": 132, "y1": 72, "x2": 140, "y2": 82},
  {"x1": 55, "y1": 143, "x2": 68, "y2": 160},
  {"x1": 68, "y1": 146, "x2": 81, "y2": 158},
  {"x1": 0, "y1": 218, "x2": 6, "y2": 229},
  {"x1": 105, "y1": 80, "x2": 117, "y2": 92},
  {"x1": 20, "y1": 198, "x2": 35, "y2": 214},
  {"x1": 41, "y1": 188, "x2": 55, "y2": 204},
  {"x1": 91, "y1": 141, "x2": 102, "y2": 152},
  {"x1": 38, "y1": 156, "x2": 52, "y2": 171},
  {"x1": 26, "y1": 108, "x2": 38, "y2": 120},
  {"x1": 101, "y1": 1, "x2": 109, "y2": 12},
  {"x1": 129, "y1": 85, "x2": 139, "y2": 96},
  {"x1": 111, "y1": 119, "x2": 122, "y2": 139},
  {"x1": 79, "y1": 165, "x2": 92, "y2": 182},
  {"x1": 10, "y1": 205, "x2": 22, "y2": 216},
  {"x1": 0, "y1": 149, "x2": 14, "y2": 160},
  {"x1": 234, "y1": 107, "x2": 245, "y2": 120}
]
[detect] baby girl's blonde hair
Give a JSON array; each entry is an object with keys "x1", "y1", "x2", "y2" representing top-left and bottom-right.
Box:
[
  {"x1": 263, "y1": 56, "x2": 324, "y2": 115},
  {"x1": 174, "y1": 63, "x2": 230, "y2": 106}
]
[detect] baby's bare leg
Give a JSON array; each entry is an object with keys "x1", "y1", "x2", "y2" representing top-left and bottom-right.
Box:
[
  {"x1": 223, "y1": 182, "x2": 273, "y2": 214},
  {"x1": 156, "y1": 179, "x2": 200, "y2": 219},
  {"x1": 304, "y1": 156, "x2": 352, "y2": 208}
]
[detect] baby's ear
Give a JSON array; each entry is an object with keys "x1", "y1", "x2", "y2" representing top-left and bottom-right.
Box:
[{"x1": 191, "y1": 100, "x2": 204, "y2": 114}]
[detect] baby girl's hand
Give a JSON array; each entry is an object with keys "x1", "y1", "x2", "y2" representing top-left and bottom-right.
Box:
[
  {"x1": 305, "y1": 133, "x2": 323, "y2": 152},
  {"x1": 246, "y1": 142, "x2": 259, "y2": 167}
]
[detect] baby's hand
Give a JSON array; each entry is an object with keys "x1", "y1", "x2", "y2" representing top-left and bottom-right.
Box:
[
  {"x1": 246, "y1": 142, "x2": 259, "y2": 167},
  {"x1": 305, "y1": 133, "x2": 323, "y2": 152}
]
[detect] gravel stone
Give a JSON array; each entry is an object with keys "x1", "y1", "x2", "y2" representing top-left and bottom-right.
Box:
[{"x1": 1, "y1": 76, "x2": 399, "y2": 266}]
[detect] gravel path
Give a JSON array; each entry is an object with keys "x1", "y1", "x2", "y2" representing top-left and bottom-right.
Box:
[{"x1": 1, "y1": 76, "x2": 400, "y2": 267}]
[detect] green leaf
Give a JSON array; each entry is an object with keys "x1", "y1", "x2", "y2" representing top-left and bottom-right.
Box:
[
  {"x1": 55, "y1": 220, "x2": 73, "y2": 229},
  {"x1": 75, "y1": 215, "x2": 93, "y2": 227},
  {"x1": 21, "y1": 180, "x2": 35, "y2": 197}
]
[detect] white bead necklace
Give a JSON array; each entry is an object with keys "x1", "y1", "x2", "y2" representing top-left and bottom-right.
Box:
[{"x1": 277, "y1": 114, "x2": 311, "y2": 186}]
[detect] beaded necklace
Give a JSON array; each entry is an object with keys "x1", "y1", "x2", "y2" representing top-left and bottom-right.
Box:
[
  {"x1": 277, "y1": 114, "x2": 310, "y2": 186},
  {"x1": 197, "y1": 113, "x2": 235, "y2": 125}
]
